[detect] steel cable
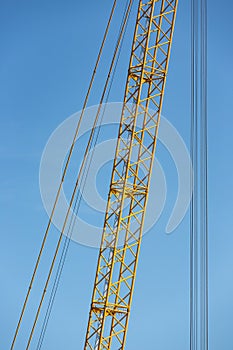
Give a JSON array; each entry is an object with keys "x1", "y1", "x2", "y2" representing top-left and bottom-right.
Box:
[
  {"x1": 24, "y1": 1, "x2": 134, "y2": 348},
  {"x1": 190, "y1": 0, "x2": 208, "y2": 349},
  {"x1": 10, "y1": 1, "x2": 118, "y2": 349}
]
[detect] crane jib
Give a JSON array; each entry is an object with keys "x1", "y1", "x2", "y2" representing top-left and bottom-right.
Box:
[{"x1": 84, "y1": 0, "x2": 178, "y2": 349}]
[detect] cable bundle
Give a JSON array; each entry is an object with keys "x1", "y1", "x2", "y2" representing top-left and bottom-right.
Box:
[
  {"x1": 190, "y1": 0, "x2": 208, "y2": 349},
  {"x1": 10, "y1": 1, "x2": 134, "y2": 348}
]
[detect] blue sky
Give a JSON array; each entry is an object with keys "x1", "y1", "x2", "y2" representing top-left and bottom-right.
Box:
[{"x1": 0, "y1": 0, "x2": 233, "y2": 349}]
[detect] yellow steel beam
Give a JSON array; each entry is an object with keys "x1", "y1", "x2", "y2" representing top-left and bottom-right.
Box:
[{"x1": 84, "y1": 1, "x2": 178, "y2": 349}]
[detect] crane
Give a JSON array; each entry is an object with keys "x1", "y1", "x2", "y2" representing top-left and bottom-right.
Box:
[
  {"x1": 10, "y1": 1, "x2": 178, "y2": 349},
  {"x1": 84, "y1": 0, "x2": 178, "y2": 348}
]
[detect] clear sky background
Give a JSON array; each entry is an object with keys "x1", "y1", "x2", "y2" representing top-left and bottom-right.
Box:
[{"x1": 0, "y1": 0, "x2": 233, "y2": 349}]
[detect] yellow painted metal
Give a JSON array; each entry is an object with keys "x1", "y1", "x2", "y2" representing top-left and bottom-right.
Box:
[{"x1": 84, "y1": 1, "x2": 178, "y2": 349}]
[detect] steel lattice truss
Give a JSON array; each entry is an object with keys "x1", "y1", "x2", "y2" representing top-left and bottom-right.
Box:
[{"x1": 84, "y1": 1, "x2": 178, "y2": 349}]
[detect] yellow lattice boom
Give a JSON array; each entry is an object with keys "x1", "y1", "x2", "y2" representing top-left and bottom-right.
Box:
[{"x1": 84, "y1": 1, "x2": 178, "y2": 349}]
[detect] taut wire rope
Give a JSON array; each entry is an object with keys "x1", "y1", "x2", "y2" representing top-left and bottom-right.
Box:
[
  {"x1": 10, "y1": 1, "x2": 118, "y2": 348},
  {"x1": 25, "y1": 1, "x2": 134, "y2": 348}
]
